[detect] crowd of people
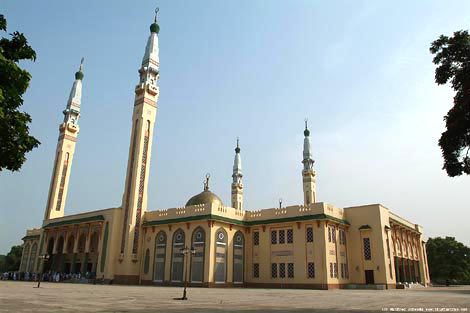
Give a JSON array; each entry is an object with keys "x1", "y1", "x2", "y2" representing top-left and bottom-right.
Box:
[{"x1": 1, "y1": 271, "x2": 97, "y2": 282}]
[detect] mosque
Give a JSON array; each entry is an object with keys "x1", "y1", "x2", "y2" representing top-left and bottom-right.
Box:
[{"x1": 18, "y1": 11, "x2": 430, "y2": 289}]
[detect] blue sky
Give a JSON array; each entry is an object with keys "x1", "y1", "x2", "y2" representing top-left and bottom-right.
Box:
[{"x1": 1, "y1": 0, "x2": 469, "y2": 254}]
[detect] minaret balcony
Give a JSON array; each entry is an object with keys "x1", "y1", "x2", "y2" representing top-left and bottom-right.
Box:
[{"x1": 147, "y1": 84, "x2": 158, "y2": 96}]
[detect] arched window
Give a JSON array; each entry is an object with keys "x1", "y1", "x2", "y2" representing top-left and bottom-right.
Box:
[
  {"x1": 78, "y1": 234, "x2": 86, "y2": 253},
  {"x1": 214, "y1": 228, "x2": 227, "y2": 283},
  {"x1": 28, "y1": 243, "x2": 37, "y2": 272},
  {"x1": 233, "y1": 231, "x2": 244, "y2": 284},
  {"x1": 90, "y1": 232, "x2": 99, "y2": 253},
  {"x1": 154, "y1": 231, "x2": 167, "y2": 282},
  {"x1": 57, "y1": 236, "x2": 65, "y2": 254},
  {"x1": 144, "y1": 249, "x2": 150, "y2": 274},
  {"x1": 67, "y1": 235, "x2": 75, "y2": 253},
  {"x1": 171, "y1": 229, "x2": 185, "y2": 282},
  {"x1": 21, "y1": 243, "x2": 30, "y2": 272},
  {"x1": 191, "y1": 227, "x2": 205, "y2": 283},
  {"x1": 47, "y1": 238, "x2": 54, "y2": 255}
]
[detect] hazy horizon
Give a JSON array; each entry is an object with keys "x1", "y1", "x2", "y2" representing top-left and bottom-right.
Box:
[{"x1": 1, "y1": 0, "x2": 469, "y2": 254}]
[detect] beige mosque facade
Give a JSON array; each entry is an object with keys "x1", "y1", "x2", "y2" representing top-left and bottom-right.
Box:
[{"x1": 18, "y1": 13, "x2": 430, "y2": 289}]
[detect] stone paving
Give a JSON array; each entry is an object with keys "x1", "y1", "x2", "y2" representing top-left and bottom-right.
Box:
[{"x1": 0, "y1": 281, "x2": 469, "y2": 313}]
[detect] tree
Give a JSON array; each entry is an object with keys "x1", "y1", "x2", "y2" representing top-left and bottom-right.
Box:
[
  {"x1": 430, "y1": 30, "x2": 470, "y2": 177},
  {"x1": 426, "y1": 237, "x2": 470, "y2": 282},
  {"x1": 0, "y1": 245, "x2": 23, "y2": 272},
  {"x1": 0, "y1": 14, "x2": 39, "y2": 172}
]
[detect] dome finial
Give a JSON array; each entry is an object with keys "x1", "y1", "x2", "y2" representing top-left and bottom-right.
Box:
[
  {"x1": 304, "y1": 118, "x2": 310, "y2": 137},
  {"x1": 235, "y1": 137, "x2": 240, "y2": 153},
  {"x1": 203, "y1": 173, "x2": 211, "y2": 191},
  {"x1": 150, "y1": 7, "x2": 160, "y2": 33},
  {"x1": 75, "y1": 57, "x2": 84, "y2": 80},
  {"x1": 154, "y1": 7, "x2": 159, "y2": 23}
]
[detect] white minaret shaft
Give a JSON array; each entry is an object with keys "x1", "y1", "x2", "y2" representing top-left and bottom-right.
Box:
[
  {"x1": 118, "y1": 10, "x2": 160, "y2": 278},
  {"x1": 231, "y1": 138, "x2": 244, "y2": 210},
  {"x1": 44, "y1": 59, "x2": 84, "y2": 220},
  {"x1": 302, "y1": 120, "x2": 316, "y2": 205}
]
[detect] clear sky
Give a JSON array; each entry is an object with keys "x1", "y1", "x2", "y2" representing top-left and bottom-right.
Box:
[{"x1": 1, "y1": 0, "x2": 469, "y2": 254}]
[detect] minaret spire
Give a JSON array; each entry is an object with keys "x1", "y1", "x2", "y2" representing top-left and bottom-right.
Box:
[
  {"x1": 231, "y1": 137, "x2": 244, "y2": 210},
  {"x1": 44, "y1": 59, "x2": 84, "y2": 220},
  {"x1": 117, "y1": 9, "x2": 161, "y2": 281},
  {"x1": 302, "y1": 119, "x2": 316, "y2": 205}
]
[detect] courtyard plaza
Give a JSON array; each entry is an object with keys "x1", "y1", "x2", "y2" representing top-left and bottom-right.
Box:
[{"x1": 0, "y1": 281, "x2": 469, "y2": 313}]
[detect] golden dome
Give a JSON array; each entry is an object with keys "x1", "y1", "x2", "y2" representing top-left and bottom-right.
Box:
[
  {"x1": 185, "y1": 190, "x2": 223, "y2": 207},
  {"x1": 185, "y1": 173, "x2": 223, "y2": 207}
]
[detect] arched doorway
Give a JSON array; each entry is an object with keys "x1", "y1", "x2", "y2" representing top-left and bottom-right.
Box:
[
  {"x1": 214, "y1": 228, "x2": 227, "y2": 284},
  {"x1": 171, "y1": 229, "x2": 185, "y2": 282},
  {"x1": 153, "y1": 231, "x2": 167, "y2": 282},
  {"x1": 233, "y1": 231, "x2": 244, "y2": 284},
  {"x1": 190, "y1": 227, "x2": 205, "y2": 283}
]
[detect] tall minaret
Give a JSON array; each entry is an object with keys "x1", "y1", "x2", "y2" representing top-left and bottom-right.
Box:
[
  {"x1": 118, "y1": 9, "x2": 160, "y2": 270},
  {"x1": 44, "y1": 59, "x2": 84, "y2": 220},
  {"x1": 231, "y1": 138, "x2": 243, "y2": 210},
  {"x1": 302, "y1": 120, "x2": 316, "y2": 205}
]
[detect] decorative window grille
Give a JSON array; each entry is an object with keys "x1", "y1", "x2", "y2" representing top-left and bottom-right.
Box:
[
  {"x1": 306, "y1": 227, "x2": 314, "y2": 243},
  {"x1": 307, "y1": 262, "x2": 315, "y2": 278},
  {"x1": 279, "y1": 230, "x2": 285, "y2": 244},
  {"x1": 331, "y1": 225, "x2": 336, "y2": 243},
  {"x1": 329, "y1": 262, "x2": 333, "y2": 278},
  {"x1": 328, "y1": 227, "x2": 331, "y2": 242},
  {"x1": 287, "y1": 263, "x2": 294, "y2": 278},
  {"x1": 253, "y1": 231, "x2": 259, "y2": 246},
  {"x1": 253, "y1": 263, "x2": 260, "y2": 278},
  {"x1": 363, "y1": 238, "x2": 372, "y2": 260},
  {"x1": 279, "y1": 263, "x2": 286, "y2": 278},
  {"x1": 287, "y1": 229, "x2": 293, "y2": 243},
  {"x1": 271, "y1": 263, "x2": 277, "y2": 278},
  {"x1": 334, "y1": 262, "x2": 338, "y2": 278},
  {"x1": 271, "y1": 230, "x2": 277, "y2": 244}
]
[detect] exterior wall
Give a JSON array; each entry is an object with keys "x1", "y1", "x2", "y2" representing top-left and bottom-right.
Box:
[
  {"x1": 344, "y1": 204, "x2": 394, "y2": 287},
  {"x1": 19, "y1": 229, "x2": 42, "y2": 273}
]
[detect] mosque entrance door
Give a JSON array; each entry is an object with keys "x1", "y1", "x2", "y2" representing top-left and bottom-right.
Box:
[{"x1": 365, "y1": 270, "x2": 375, "y2": 284}]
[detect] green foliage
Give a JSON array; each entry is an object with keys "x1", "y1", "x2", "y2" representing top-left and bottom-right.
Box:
[
  {"x1": 426, "y1": 237, "x2": 470, "y2": 282},
  {"x1": 0, "y1": 245, "x2": 23, "y2": 272},
  {"x1": 0, "y1": 14, "x2": 40, "y2": 172},
  {"x1": 430, "y1": 30, "x2": 470, "y2": 177}
]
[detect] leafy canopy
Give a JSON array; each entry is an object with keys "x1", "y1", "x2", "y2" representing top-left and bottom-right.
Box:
[
  {"x1": 426, "y1": 236, "x2": 470, "y2": 282},
  {"x1": 0, "y1": 245, "x2": 23, "y2": 272},
  {"x1": 0, "y1": 14, "x2": 40, "y2": 172},
  {"x1": 430, "y1": 30, "x2": 470, "y2": 177}
]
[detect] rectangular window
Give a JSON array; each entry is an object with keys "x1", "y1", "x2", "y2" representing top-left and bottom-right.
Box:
[
  {"x1": 334, "y1": 262, "x2": 338, "y2": 278},
  {"x1": 328, "y1": 227, "x2": 331, "y2": 242},
  {"x1": 307, "y1": 262, "x2": 315, "y2": 278},
  {"x1": 332, "y1": 226, "x2": 336, "y2": 243},
  {"x1": 253, "y1": 231, "x2": 259, "y2": 246},
  {"x1": 363, "y1": 238, "x2": 372, "y2": 260},
  {"x1": 271, "y1": 263, "x2": 277, "y2": 278},
  {"x1": 271, "y1": 230, "x2": 277, "y2": 244},
  {"x1": 253, "y1": 263, "x2": 259, "y2": 278},
  {"x1": 287, "y1": 263, "x2": 294, "y2": 278},
  {"x1": 306, "y1": 227, "x2": 314, "y2": 243},
  {"x1": 279, "y1": 230, "x2": 285, "y2": 244},
  {"x1": 329, "y1": 262, "x2": 333, "y2": 278},
  {"x1": 279, "y1": 263, "x2": 286, "y2": 278},
  {"x1": 340, "y1": 263, "x2": 344, "y2": 278},
  {"x1": 339, "y1": 229, "x2": 345, "y2": 245},
  {"x1": 287, "y1": 229, "x2": 293, "y2": 243}
]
